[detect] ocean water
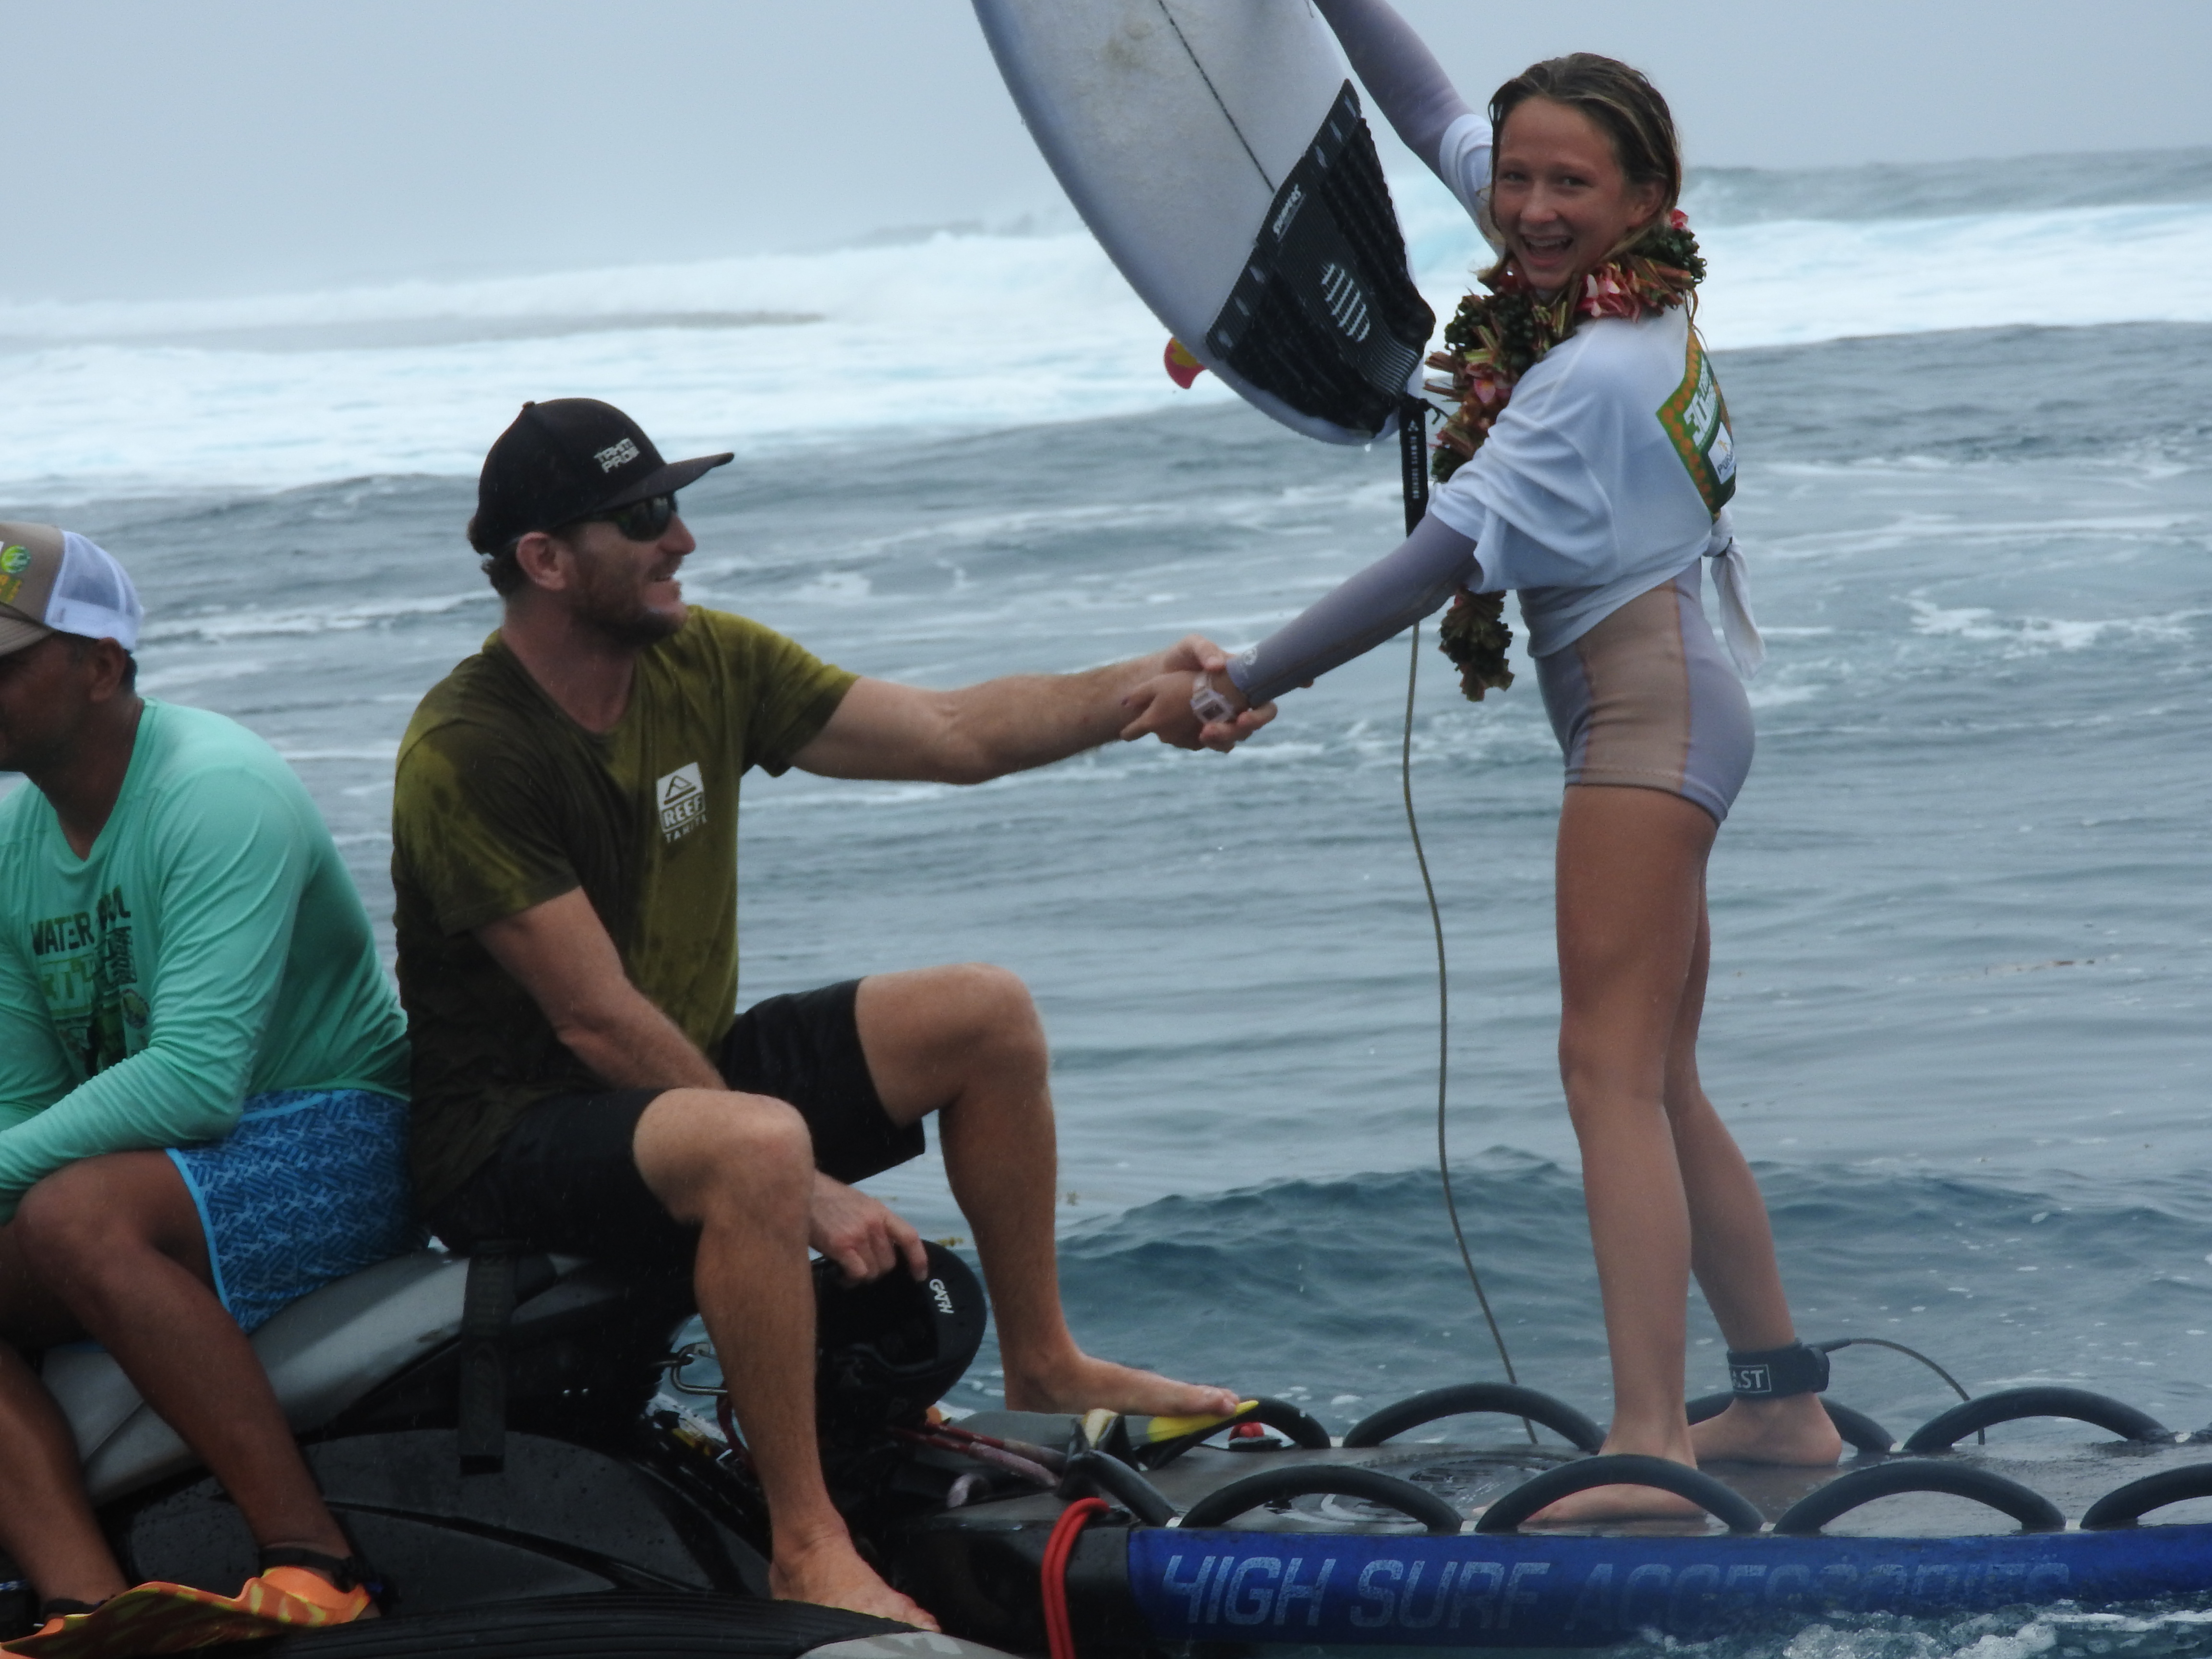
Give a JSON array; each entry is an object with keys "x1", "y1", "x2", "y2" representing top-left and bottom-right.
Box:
[
  {"x1": 6, "y1": 146, "x2": 2212, "y2": 1652},
  {"x1": 4, "y1": 147, "x2": 2212, "y2": 496}
]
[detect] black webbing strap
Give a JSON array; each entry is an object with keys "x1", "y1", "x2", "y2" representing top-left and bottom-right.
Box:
[
  {"x1": 1398, "y1": 396, "x2": 1430, "y2": 535},
  {"x1": 457, "y1": 1242, "x2": 521, "y2": 1474}
]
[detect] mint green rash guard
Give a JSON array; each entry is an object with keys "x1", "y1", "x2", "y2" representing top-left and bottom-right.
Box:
[{"x1": 0, "y1": 700, "x2": 409, "y2": 1221}]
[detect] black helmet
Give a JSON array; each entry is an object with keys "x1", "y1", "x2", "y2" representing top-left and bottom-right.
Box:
[{"x1": 813, "y1": 1241, "x2": 987, "y2": 1432}]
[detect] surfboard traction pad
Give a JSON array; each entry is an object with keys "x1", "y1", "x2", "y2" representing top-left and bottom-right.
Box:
[
  {"x1": 1202, "y1": 84, "x2": 1434, "y2": 438},
  {"x1": 889, "y1": 1420, "x2": 2212, "y2": 1650}
]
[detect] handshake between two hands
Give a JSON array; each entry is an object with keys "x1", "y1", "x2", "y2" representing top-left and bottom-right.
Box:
[{"x1": 1117, "y1": 634, "x2": 1278, "y2": 754}]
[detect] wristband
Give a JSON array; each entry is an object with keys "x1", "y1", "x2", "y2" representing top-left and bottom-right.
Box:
[{"x1": 1190, "y1": 672, "x2": 1238, "y2": 726}]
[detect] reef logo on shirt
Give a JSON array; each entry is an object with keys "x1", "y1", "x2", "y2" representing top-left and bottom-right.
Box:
[
  {"x1": 656, "y1": 761, "x2": 707, "y2": 844},
  {"x1": 1656, "y1": 332, "x2": 1737, "y2": 517},
  {"x1": 27, "y1": 884, "x2": 142, "y2": 1076}
]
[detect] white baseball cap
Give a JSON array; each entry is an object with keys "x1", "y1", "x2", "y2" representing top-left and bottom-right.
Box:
[{"x1": 0, "y1": 523, "x2": 144, "y2": 659}]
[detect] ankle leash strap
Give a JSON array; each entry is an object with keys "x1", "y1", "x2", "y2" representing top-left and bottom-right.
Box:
[{"x1": 1727, "y1": 1340, "x2": 1830, "y2": 1399}]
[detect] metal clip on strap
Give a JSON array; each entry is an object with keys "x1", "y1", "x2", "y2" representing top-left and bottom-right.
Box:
[{"x1": 457, "y1": 1242, "x2": 522, "y2": 1474}]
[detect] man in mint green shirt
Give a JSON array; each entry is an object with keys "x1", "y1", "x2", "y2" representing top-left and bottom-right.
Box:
[{"x1": 0, "y1": 525, "x2": 405, "y2": 1640}]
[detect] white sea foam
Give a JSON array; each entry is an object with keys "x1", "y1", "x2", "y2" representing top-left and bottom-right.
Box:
[
  {"x1": 1696, "y1": 202, "x2": 2212, "y2": 348},
  {"x1": 2, "y1": 167, "x2": 2209, "y2": 497},
  {"x1": 139, "y1": 591, "x2": 490, "y2": 642},
  {"x1": 1400, "y1": 180, "x2": 2212, "y2": 348},
  {"x1": 1909, "y1": 597, "x2": 2200, "y2": 651}
]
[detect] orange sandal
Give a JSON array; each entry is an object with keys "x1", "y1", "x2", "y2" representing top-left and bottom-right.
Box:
[
  {"x1": 2, "y1": 1600, "x2": 103, "y2": 1658},
  {"x1": 4, "y1": 1552, "x2": 378, "y2": 1659}
]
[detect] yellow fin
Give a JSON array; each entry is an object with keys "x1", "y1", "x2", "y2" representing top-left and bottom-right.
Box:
[{"x1": 1144, "y1": 1400, "x2": 1259, "y2": 1443}]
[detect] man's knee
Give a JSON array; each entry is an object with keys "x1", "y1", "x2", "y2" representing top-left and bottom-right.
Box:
[
  {"x1": 13, "y1": 1158, "x2": 167, "y2": 1279},
  {"x1": 926, "y1": 962, "x2": 1046, "y2": 1062},
  {"x1": 635, "y1": 1088, "x2": 813, "y2": 1224},
  {"x1": 13, "y1": 1178, "x2": 93, "y2": 1275}
]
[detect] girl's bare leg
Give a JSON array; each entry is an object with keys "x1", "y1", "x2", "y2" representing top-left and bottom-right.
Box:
[
  {"x1": 1531, "y1": 785, "x2": 1833, "y2": 1523},
  {"x1": 1665, "y1": 907, "x2": 1841, "y2": 1465},
  {"x1": 1532, "y1": 785, "x2": 1709, "y2": 1521}
]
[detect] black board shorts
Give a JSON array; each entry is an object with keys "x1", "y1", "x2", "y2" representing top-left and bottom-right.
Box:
[{"x1": 424, "y1": 980, "x2": 926, "y2": 1280}]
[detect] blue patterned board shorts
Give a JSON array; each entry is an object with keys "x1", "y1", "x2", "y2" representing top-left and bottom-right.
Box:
[{"x1": 168, "y1": 1088, "x2": 419, "y2": 1335}]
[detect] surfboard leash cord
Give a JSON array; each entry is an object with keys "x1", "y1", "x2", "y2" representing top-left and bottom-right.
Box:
[{"x1": 1396, "y1": 397, "x2": 1528, "y2": 1433}]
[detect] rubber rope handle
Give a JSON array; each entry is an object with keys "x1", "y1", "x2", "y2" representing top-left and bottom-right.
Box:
[
  {"x1": 1177, "y1": 1464, "x2": 1463, "y2": 1533},
  {"x1": 1344, "y1": 1383, "x2": 1603, "y2": 1452},
  {"x1": 1476, "y1": 1455, "x2": 1763, "y2": 1534},
  {"x1": 1686, "y1": 1391, "x2": 1895, "y2": 1455},
  {"x1": 1240, "y1": 1396, "x2": 1334, "y2": 1450},
  {"x1": 1774, "y1": 1458, "x2": 2063, "y2": 1534},
  {"x1": 1902, "y1": 1385, "x2": 2171, "y2": 1452},
  {"x1": 2081, "y1": 1461, "x2": 2212, "y2": 1530},
  {"x1": 1059, "y1": 1451, "x2": 1177, "y2": 1527}
]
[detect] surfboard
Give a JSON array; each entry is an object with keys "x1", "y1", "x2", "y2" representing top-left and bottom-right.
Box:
[{"x1": 972, "y1": 0, "x2": 1434, "y2": 445}]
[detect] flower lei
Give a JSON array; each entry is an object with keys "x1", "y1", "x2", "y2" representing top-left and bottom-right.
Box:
[{"x1": 1427, "y1": 211, "x2": 1707, "y2": 701}]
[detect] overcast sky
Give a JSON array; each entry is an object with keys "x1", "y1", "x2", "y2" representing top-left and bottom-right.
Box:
[{"x1": 9, "y1": 0, "x2": 2211, "y2": 303}]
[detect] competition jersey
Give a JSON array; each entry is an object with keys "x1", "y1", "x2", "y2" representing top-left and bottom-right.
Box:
[
  {"x1": 1426, "y1": 113, "x2": 1744, "y2": 660},
  {"x1": 0, "y1": 700, "x2": 408, "y2": 1218},
  {"x1": 1429, "y1": 305, "x2": 1738, "y2": 657},
  {"x1": 390, "y1": 606, "x2": 856, "y2": 1207}
]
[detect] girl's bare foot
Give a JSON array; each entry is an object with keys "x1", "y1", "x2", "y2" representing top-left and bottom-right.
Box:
[
  {"x1": 1525, "y1": 1420, "x2": 1709, "y2": 1526},
  {"x1": 1527, "y1": 1399, "x2": 1841, "y2": 1524},
  {"x1": 769, "y1": 1536, "x2": 938, "y2": 1630},
  {"x1": 1004, "y1": 1349, "x2": 1238, "y2": 1418},
  {"x1": 1690, "y1": 1395, "x2": 1842, "y2": 1466},
  {"x1": 1527, "y1": 1478, "x2": 1709, "y2": 1526}
]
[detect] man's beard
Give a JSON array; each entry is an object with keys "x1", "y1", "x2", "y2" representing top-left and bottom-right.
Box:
[{"x1": 572, "y1": 549, "x2": 685, "y2": 648}]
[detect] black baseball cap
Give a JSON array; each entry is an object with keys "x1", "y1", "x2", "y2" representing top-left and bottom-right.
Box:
[{"x1": 468, "y1": 398, "x2": 734, "y2": 552}]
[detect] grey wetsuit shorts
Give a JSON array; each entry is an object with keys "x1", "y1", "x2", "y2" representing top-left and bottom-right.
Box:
[{"x1": 1535, "y1": 563, "x2": 1754, "y2": 824}]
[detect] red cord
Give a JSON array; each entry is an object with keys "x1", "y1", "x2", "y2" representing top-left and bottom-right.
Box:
[
  {"x1": 1041, "y1": 1497, "x2": 1110, "y2": 1659},
  {"x1": 714, "y1": 1397, "x2": 753, "y2": 1474}
]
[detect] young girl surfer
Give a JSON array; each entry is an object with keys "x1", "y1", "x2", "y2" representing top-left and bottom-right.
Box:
[{"x1": 1127, "y1": 0, "x2": 1841, "y2": 1519}]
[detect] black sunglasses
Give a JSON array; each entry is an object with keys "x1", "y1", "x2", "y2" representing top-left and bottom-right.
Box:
[{"x1": 582, "y1": 493, "x2": 676, "y2": 542}]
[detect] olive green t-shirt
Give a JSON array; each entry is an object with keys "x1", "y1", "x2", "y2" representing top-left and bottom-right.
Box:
[{"x1": 391, "y1": 607, "x2": 856, "y2": 1207}]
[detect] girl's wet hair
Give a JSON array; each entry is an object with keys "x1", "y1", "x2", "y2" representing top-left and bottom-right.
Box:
[{"x1": 1490, "y1": 54, "x2": 1683, "y2": 214}]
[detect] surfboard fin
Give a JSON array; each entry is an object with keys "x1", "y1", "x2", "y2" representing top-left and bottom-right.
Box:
[{"x1": 1164, "y1": 337, "x2": 1208, "y2": 389}]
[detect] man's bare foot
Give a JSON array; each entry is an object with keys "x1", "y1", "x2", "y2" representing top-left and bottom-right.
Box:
[
  {"x1": 1004, "y1": 1349, "x2": 1238, "y2": 1418},
  {"x1": 1690, "y1": 1395, "x2": 1843, "y2": 1466},
  {"x1": 769, "y1": 1537, "x2": 938, "y2": 1630},
  {"x1": 1527, "y1": 1479, "x2": 1709, "y2": 1526}
]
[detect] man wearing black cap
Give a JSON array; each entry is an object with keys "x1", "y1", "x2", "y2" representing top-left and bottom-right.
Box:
[{"x1": 391, "y1": 400, "x2": 1263, "y2": 1624}]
